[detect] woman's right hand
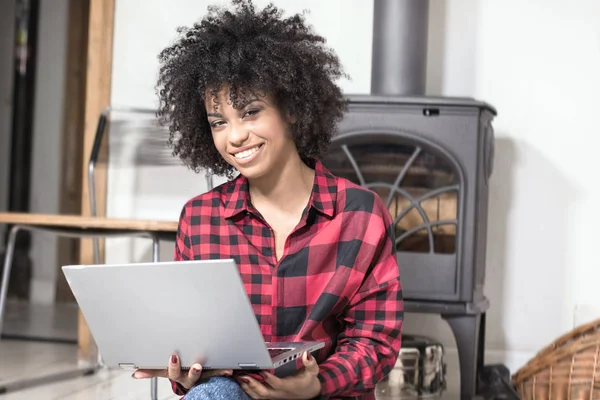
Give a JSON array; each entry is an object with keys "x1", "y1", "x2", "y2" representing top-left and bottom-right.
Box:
[{"x1": 132, "y1": 354, "x2": 233, "y2": 390}]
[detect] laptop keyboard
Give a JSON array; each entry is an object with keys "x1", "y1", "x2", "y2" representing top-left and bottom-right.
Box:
[{"x1": 268, "y1": 348, "x2": 293, "y2": 358}]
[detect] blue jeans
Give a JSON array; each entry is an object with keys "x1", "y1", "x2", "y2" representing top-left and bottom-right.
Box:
[{"x1": 183, "y1": 376, "x2": 251, "y2": 400}]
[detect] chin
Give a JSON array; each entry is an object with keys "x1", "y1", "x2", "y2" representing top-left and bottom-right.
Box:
[{"x1": 235, "y1": 164, "x2": 271, "y2": 180}]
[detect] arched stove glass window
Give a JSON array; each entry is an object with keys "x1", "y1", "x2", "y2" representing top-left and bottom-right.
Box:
[{"x1": 323, "y1": 138, "x2": 461, "y2": 255}]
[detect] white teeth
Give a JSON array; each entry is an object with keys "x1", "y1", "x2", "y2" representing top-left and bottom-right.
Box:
[{"x1": 234, "y1": 146, "x2": 260, "y2": 159}]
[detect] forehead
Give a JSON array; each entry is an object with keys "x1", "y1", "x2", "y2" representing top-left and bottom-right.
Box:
[{"x1": 204, "y1": 86, "x2": 270, "y2": 111}]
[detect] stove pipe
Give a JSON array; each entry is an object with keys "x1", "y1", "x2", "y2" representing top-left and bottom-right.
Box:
[{"x1": 370, "y1": 0, "x2": 430, "y2": 96}]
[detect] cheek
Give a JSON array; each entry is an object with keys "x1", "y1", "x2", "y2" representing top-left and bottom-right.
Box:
[
  {"x1": 211, "y1": 133, "x2": 228, "y2": 156},
  {"x1": 263, "y1": 124, "x2": 293, "y2": 146}
]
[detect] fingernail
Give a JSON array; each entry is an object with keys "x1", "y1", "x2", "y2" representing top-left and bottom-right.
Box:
[
  {"x1": 192, "y1": 367, "x2": 201, "y2": 374},
  {"x1": 240, "y1": 378, "x2": 249, "y2": 384},
  {"x1": 171, "y1": 355, "x2": 177, "y2": 364}
]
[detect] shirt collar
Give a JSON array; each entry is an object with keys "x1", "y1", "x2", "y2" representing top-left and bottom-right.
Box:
[
  {"x1": 309, "y1": 160, "x2": 337, "y2": 218},
  {"x1": 222, "y1": 174, "x2": 250, "y2": 219},
  {"x1": 223, "y1": 160, "x2": 337, "y2": 219}
]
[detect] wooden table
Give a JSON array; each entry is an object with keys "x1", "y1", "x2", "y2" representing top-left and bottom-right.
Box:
[
  {"x1": 0, "y1": 212, "x2": 178, "y2": 238},
  {"x1": 0, "y1": 212, "x2": 177, "y2": 396}
]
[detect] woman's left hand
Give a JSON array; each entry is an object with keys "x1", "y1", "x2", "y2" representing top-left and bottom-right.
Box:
[{"x1": 240, "y1": 351, "x2": 321, "y2": 399}]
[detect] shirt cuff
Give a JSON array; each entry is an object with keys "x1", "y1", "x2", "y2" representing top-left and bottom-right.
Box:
[
  {"x1": 316, "y1": 359, "x2": 354, "y2": 399},
  {"x1": 170, "y1": 379, "x2": 189, "y2": 396}
]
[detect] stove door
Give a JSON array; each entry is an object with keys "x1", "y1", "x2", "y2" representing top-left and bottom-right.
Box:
[{"x1": 322, "y1": 131, "x2": 464, "y2": 301}]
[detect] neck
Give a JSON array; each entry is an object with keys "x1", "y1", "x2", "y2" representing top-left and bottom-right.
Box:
[{"x1": 247, "y1": 155, "x2": 315, "y2": 213}]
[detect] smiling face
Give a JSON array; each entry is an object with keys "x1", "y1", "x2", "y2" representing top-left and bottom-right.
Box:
[{"x1": 205, "y1": 87, "x2": 299, "y2": 180}]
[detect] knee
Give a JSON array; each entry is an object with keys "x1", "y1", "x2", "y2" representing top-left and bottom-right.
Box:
[
  {"x1": 183, "y1": 383, "x2": 209, "y2": 400},
  {"x1": 183, "y1": 376, "x2": 247, "y2": 400}
]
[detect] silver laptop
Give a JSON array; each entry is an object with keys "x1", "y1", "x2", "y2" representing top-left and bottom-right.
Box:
[{"x1": 62, "y1": 259, "x2": 324, "y2": 371}]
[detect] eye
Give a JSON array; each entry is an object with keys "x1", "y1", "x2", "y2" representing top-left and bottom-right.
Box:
[
  {"x1": 243, "y1": 109, "x2": 260, "y2": 118},
  {"x1": 210, "y1": 120, "x2": 225, "y2": 129}
]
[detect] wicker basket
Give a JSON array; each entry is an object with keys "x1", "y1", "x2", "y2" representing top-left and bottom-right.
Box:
[{"x1": 512, "y1": 318, "x2": 600, "y2": 399}]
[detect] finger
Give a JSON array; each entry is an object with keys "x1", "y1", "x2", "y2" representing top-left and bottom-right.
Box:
[
  {"x1": 240, "y1": 381, "x2": 263, "y2": 399},
  {"x1": 182, "y1": 363, "x2": 203, "y2": 388},
  {"x1": 302, "y1": 351, "x2": 319, "y2": 375},
  {"x1": 240, "y1": 384, "x2": 257, "y2": 399},
  {"x1": 132, "y1": 369, "x2": 167, "y2": 379},
  {"x1": 260, "y1": 371, "x2": 283, "y2": 390},
  {"x1": 167, "y1": 354, "x2": 181, "y2": 380},
  {"x1": 244, "y1": 375, "x2": 274, "y2": 399}
]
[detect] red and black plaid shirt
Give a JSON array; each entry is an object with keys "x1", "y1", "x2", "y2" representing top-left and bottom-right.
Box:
[{"x1": 171, "y1": 161, "x2": 403, "y2": 399}]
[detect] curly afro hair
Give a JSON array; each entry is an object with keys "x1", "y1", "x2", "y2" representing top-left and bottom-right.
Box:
[{"x1": 156, "y1": 0, "x2": 348, "y2": 177}]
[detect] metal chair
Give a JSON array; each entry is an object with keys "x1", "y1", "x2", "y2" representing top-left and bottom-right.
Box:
[
  {"x1": 0, "y1": 106, "x2": 213, "y2": 397},
  {"x1": 87, "y1": 105, "x2": 213, "y2": 399}
]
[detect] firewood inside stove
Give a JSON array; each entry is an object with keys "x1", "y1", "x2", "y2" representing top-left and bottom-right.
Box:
[{"x1": 373, "y1": 188, "x2": 458, "y2": 254}]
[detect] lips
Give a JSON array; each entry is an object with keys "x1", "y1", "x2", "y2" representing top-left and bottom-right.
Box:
[
  {"x1": 233, "y1": 145, "x2": 261, "y2": 159},
  {"x1": 230, "y1": 143, "x2": 264, "y2": 165}
]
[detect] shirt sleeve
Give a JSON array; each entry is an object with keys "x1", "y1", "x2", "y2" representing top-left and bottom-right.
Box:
[
  {"x1": 174, "y1": 203, "x2": 191, "y2": 262},
  {"x1": 171, "y1": 204, "x2": 192, "y2": 396},
  {"x1": 317, "y1": 203, "x2": 404, "y2": 398}
]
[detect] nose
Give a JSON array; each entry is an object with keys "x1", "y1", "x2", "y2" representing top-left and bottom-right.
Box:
[{"x1": 228, "y1": 122, "x2": 250, "y2": 147}]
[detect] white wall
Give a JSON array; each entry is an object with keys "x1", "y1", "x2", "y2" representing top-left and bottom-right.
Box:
[
  {"x1": 28, "y1": 0, "x2": 69, "y2": 304},
  {"x1": 440, "y1": 0, "x2": 600, "y2": 353},
  {"x1": 107, "y1": 0, "x2": 600, "y2": 374},
  {"x1": 0, "y1": 0, "x2": 16, "y2": 247}
]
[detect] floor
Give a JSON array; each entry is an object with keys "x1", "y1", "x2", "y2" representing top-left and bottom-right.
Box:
[
  {"x1": 0, "y1": 301, "x2": 461, "y2": 399},
  {"x1": 2, "y1": 300, "x2": 78, "y2": 343},
  {"x1": 0, "y1": 340, "x2": 178, "y2": 399}
]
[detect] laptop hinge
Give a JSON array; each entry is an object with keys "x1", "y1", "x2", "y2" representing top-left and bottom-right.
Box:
[
  {"x1": 238, "y1": 363, "x2": 258, "y2": 368},
  {"x1": 118, "y1": 363, "x2": 137, "y2": 370}
]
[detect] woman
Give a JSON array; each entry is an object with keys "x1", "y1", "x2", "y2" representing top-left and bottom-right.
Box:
[{"x1": 133, "y1": 1, "x2": 404, "y2": 399}]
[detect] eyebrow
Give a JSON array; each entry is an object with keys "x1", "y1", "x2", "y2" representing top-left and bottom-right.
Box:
[
  {"x1": 206, "y1": 98, "x2": 264, "y2": 118},
  {"x1": 241, "y1": 98, "x2": 262, "y2": 107}
]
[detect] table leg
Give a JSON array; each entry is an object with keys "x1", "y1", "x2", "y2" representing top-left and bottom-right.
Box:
[
  {"x1": 0, "y1": 225, "x2": 20, "y2": 336},
  {"x1": 150, "y1": 234, "x2": 160, "y2": 400}
]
